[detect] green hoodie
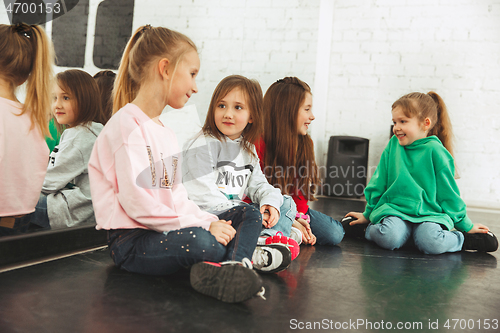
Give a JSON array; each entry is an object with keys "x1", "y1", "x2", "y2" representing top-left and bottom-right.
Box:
[{"x1": 363, "y1": 135, "x2": 473, "y2": 232}]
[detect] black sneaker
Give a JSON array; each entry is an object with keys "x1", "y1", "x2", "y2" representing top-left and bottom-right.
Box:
[
  {"x1": 341, "y1": 216, "x2": 366, "y2": 239},
  {"x1": 252, "y1": 243, "x2": 292, "y2": 274},
  {"x1": 462, "y1": 231, "x2": 499, "y2": 252},
  {"x1": 190, "y1": 258, "x2": 265, "y2": 303}
]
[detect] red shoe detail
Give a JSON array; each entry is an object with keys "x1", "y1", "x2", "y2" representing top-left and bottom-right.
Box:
[
  {"x1": 265, "y1": 233, "x2": 300, "y2": 260},
  {"x1": 203, "y1": 261, "x2": 222, "y2": 267}
]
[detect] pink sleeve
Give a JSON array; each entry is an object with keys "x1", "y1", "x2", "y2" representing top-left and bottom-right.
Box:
[
  {"x1": 89, "y1": 111, "x2": 217, "y2": 233},
  {"x1": 113, "y1": 138, "x2": 217, "y2": 232}
]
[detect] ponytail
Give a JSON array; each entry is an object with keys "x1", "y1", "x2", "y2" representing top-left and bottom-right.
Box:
[
  {"x1": 392, "y1": 91, "x2": 454, "y2": 157},
  {"x1": 0, "y1": 24, "x2": 54, "y2": 137},
  {"x1": 24, "y1": 25, "x2": 55, "y2": 137},
  {"x1": 112, "y1": 27, "x2": 144, "y2": 113},
  {"x1": 427, "y1": 92, "x2": 454, "y2": 157},
  {"x1": 113, "y1": 25, "x2": 197, "y2": 114}
]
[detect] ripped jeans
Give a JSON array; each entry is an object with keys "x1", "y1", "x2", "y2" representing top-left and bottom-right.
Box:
[{"x1": 108, "y1": 205, "x2": 262, "y2": 276}]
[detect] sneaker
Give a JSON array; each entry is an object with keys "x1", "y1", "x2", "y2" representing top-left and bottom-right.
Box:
[
  {"x1": 341, "y1": 216, "x2": 366, "y2": 239},
  {"x1": 290, "y1": 227, "x2": 303, "y2": 245},
  {"x1": 462, "y1": 231, "x2": 499, "y2": 252},
  {"x1": 252, "y1": 243, "x2": 292, "y2": 274},
  {"x1": 190, "y1": 258, "x2": 265, "y2": 303},
  {"x1": 264, "y1": 232, "x2": 300, "y2": 260}
]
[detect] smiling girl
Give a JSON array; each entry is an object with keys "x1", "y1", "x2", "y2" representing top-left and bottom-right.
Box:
[
  {"x1": 344, "y1": 91, "x2": 498, "y2": 254},
  {"x1": 30, "y1": 69, "x2": 108, "y2": 230},
  {"x1": 183, "y1": 75, "x2": 298, "y2": 274},
  {"x1": 88, "y1": 27, "x2": 265, "y2": 303},
  {"x1": 257, "y1": 77, "x2": 345, "y2": 246}
]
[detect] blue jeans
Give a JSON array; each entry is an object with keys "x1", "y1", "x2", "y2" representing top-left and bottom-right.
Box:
[
  {"x1": 108, "y1": 205, "x2": 262, "y2": 276},
  {"x1": 0, "y1": 194, "x2": 50, "y2": 236},
  {"x1": 365, "y1": 216, "x2": 464, "y2": 254},
  {"x1": 259, "y1": 195, "x2": 296, "y2": 238},
  {"x1": 307, "y1": 208, "x2": 344, "y2": 246},
  {"x1": 29, "y1": 193, "x2": 50, "y2": 229}
]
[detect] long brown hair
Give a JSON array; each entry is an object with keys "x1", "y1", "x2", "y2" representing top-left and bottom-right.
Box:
[
  {"x1": 202, "y1": 75, "x2": 263, "y2": 156},
  {"x1": 392, "y1": 91, "x2": 454, "y2": 156},
  {"x1": 0, "y1": 23, "x2": 54, "y2": 137},
  {"x1": 93, "y1": 70, "x2": 116, "y2": 122},
  {"x1": 113, "y1": 25, "x2": 197, "y2": 113},
  {"x1": 55, "y1": 70, "x2": 107, "y2": 133},
  {"x1": 262, "y1": 77, "x2": 319, "y2": 201}
]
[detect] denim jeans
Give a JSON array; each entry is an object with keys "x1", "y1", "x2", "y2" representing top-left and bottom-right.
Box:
[
  {"x1": 307, "y1": 208, "x2": 345, "y2": 246},
  {"x1": 365, "y1": 216, "x2": 464, "y2": 254},
  {"x1": 29, "y1": 193, "x2": 50, "y2": 229},
  {"x1": 108, "y1": 205, "x2": 262, "y2": 276},
  {"x1": 259, "y1": 195, "x2": 296, "y2": 238},
  {"x1": 0, "y1": 194, "x2": 50, "y2": 236}
]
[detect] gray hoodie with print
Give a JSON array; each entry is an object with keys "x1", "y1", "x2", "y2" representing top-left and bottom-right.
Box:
[{"x1": 43, "y1": 122, "x2": 103, "y2": 229}]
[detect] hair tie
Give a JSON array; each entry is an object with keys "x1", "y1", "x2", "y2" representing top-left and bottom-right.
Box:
[
  {"x1": 140, "y1": 24, "x2": 152, "y2": 35},
  {"x1": 12, "y1": 23, "x2": 33, "y2": 39},
  {"x1": 296, "y1": 212, "x2": 310, "y2": 223}
]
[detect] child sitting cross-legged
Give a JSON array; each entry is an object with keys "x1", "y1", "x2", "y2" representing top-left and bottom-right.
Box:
[{"x1": 183, "y1": 75, "x2": 300, "y2": 274}]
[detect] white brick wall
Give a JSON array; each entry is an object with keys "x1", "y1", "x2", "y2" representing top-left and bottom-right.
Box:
[
  {"x1": 1, "y1": 0, "x2": 498, "y2": 209},
  {"x1": 325, "y1": 0, "x2": 500, "y2": 209},
  {"x1": 132, "y1": 0, "x2": 320, "y2": 121}
]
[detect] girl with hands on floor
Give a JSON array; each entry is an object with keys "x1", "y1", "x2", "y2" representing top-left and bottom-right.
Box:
[
  {"x1": 344, "y1": 92, "x2": 497, "y2": 254},
  {"x1": 255, "y1": 77, "x2": 345, "y2": 247}
]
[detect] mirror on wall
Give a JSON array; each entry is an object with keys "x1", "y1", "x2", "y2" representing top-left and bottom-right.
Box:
[{"x1": 0, "y1": 0, "x2": 134, "y2": 263}]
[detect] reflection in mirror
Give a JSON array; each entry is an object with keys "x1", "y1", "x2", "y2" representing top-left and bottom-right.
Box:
[
  {"x1": 1, "y1": 69, "x2": 108, "y2": 239},
  {"x1": 1, "y1": 0, "x2": 131, "y2": 250}
]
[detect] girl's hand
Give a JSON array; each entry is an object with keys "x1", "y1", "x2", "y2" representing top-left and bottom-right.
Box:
[
  {"x1": 209, "y1": 220, "x2": 236, "y2": 246},
  {"x1": 293, "y1": 219, "x2": 316, "y2": 245},
  {"x1": 261, "y1": 205, "x2": 279, "y2": 228},
  {"x1": 344, "y1": 212, "x2": 369, "y2": 225},
  {"x1": 467, "y1": 223, "x2": 490, "y2": 234}
]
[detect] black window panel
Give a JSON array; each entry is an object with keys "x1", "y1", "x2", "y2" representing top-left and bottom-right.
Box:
[{"x1": 93, "y1": 0, "x2": 134, "y2": 70}]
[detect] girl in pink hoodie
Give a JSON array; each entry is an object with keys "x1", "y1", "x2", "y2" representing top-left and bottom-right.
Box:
[
  {"x1": 0, "y1": 23, "x2": 54, "y2": 235},
  {"x1": 88, "y1": 25, "x2": 264, "y2": 303}
]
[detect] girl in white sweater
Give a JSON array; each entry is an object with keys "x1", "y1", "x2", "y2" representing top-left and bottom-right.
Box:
[{"x1": 183, "y1": 75, "x2": 300, "y2": 273}]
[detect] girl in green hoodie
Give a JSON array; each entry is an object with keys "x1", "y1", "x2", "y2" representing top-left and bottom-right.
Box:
[{"x1": 344, "y1": 92, "x2": 497, "y2": 254}]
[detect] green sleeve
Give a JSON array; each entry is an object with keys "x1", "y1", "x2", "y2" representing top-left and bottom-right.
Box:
[
  {"x1": 45, "y1": 118, "x2": 61, "y2": 153},
  {"x1": 435, "y1": 154, "x2": 473, "y2": 232},
  {"x1": 363, "y1": 145, "x2": 389, "y2": 221}
]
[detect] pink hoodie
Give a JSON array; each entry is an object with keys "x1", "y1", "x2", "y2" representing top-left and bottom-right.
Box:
[
  {"x1": 0, "y1": 97, "x2": 49, "y2": 216},
  {"x1": 88, "y1": 103, "x2": 218, "y2": 232}
]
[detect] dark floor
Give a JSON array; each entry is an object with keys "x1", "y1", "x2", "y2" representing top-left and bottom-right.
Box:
[{"x1": 0, "y1": 197, "x2": 499, "y2": 333}]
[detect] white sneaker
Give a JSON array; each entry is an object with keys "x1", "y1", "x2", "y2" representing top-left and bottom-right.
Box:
[
  {"x1": 257, "y1": 236, "x2": 268, "y2": 245},
  {"x1": 290, "y1": 227, "x2": 303, "y2": 245},
  {"x1": 252, "y1": 243, "x2": 292, "y2": 274}
]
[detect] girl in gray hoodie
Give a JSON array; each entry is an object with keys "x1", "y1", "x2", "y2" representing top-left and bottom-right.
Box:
[{"x1": 31, "y1": 70, "x2": 109, "y2": 230}]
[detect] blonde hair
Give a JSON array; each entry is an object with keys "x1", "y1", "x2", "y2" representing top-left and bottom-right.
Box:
[
  {"x1": 0, "y1": 23, "x2": 55, "y2": 137},
  {"x1": 113, "y1": 25, "x2": 197, "y2": 113},
  {"x1": 392, "y1": 91, "x2": 454, "y2": 156},
  {"x1": 202, "y1": 75, "x2": 263, "y2": 156}
]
